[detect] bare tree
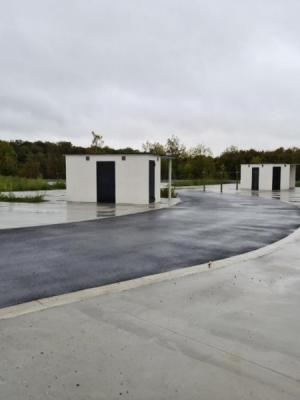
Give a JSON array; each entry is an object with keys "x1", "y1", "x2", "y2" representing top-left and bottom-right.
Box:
[
  {"x1": 188, "y1": 144, "x2": 213, "y2": 158},
  {"x1": 91, "y1": 131, "x2": 104, "y2": 148},
  {"x1": 142, "y1": 141, "x2": 166, "y2": 156}
]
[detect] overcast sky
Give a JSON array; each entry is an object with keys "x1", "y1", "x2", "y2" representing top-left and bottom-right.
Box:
[{"x1": 0, "y1": 0, "x2": 300, "y2": 155}]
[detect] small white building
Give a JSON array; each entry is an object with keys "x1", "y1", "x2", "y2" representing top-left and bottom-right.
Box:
[
  {"x1": 65, "y1": 154, "x2": 161, "y2": 204},
  {"x1": 240, "y1": 163, "x2": 297, "y2": 191}
]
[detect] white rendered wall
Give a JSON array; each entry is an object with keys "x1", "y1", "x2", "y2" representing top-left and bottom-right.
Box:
[
  {"x1": 66, "y1": 155, "x2": 161, "y2": 204},
  {"x1": 240, "y1": 165, "x2": 252, "y2": 190},
  {"x1": 290, "y1": 165, "x2": 296, "y2": 189},
  {"x1": 66, "y1": 156, "x2": 96, "y2": 202},
  {"x1": 240, "y1": 164, "x2": 292, "y2": 191}
]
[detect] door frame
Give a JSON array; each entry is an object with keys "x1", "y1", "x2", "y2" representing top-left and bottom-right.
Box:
[
  {"x1": 96, "y1": 161, "x2": 116, "y2": 203},
  {"x1": 251, "y1": 167, "x2": 259, "y2": 191},
  {"x1": 149, "y1": 160, "x2": 155, "y2": 203},
  {"x1": 272, "y1": 166, "x2": 281, "y2": 191}
]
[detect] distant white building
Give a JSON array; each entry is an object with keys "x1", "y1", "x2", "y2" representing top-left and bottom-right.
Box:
[
  {"x1": 240, "y1": 164, "x2": 297, "y2": 191},
  {"x1": 65, "y1": 154, "x2": 161, "y2": 204}
]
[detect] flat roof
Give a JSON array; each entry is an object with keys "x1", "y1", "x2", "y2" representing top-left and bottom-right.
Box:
[
  {"x1": 65, "y1": 153, "x2": 160, "y2": 157},
  {"x1": 241, "y1": 163, "x2": 299, "y2": 166}
]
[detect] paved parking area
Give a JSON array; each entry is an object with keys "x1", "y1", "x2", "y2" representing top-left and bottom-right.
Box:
[
  {"x1": 207, "y1": 184, "x2": 300, "y2": 206},
  {"x1": 0, "y1": 221, "x2": 300, "y2": 399},
  {"x1": 0, "y1": 190, "x2": 299, "y2": 308},
  {"x1": 0, "y1": 190, "x2": 175, "y2": 229}
]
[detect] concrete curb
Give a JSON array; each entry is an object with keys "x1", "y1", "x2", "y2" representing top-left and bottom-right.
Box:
[{"x1": 1, "y1": 224, "x2": 300, "y2": 321}]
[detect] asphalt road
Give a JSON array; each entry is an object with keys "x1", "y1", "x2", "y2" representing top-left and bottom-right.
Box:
[{"x1": 1, "y1": 190, "x2": 300, "y2": 309}]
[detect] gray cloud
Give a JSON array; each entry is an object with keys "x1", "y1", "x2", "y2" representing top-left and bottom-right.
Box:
[{"x1": 0, "y1": 0, "x2": 300, "y2": 154}]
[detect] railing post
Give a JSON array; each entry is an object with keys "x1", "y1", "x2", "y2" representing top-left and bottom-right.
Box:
[
  {"x1": 220, "y1": 166, "x2": 224, "y2": 193},
  {"x1": 168, "y1": 158, "x2": 172, "y2": 202}
]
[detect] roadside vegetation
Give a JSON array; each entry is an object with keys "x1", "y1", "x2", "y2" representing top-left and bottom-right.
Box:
[
  {"x1": 0, "y1": 136, "x2": 299, "y2": 183},
  {"x1": 160, "y1": 187, "x2": 177, "y2": 198},
  {"x1": 0, "y1": 193, "x2": 46, "y2": 203},
  {"x1": 0, "y1": 176, "x2": 65, "y2": 192},
  {"x1": 171, "y1": 178, "x2": 235, "y2": 187}
]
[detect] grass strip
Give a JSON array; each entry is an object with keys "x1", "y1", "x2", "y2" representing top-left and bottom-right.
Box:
[
  {"x1": 0, "y1": 193, "x2": 46, "y2": 203},
  {"x1": 0, "y1": 176, "x2": 65, "y2": 192}
]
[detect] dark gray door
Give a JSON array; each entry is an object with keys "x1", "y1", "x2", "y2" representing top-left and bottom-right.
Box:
[
  {"x1": 97, "y1": 161, "x2": 115, "y2": 203},
  {"x1": 252, "y1": 167, "x2": 259, "y2": 191},
  {"x1": 149, "y1": 160, "x2": 155, "y2": 203},
  {"x1": 272, "y1": 167, "x2": 281, "y2": 191}
]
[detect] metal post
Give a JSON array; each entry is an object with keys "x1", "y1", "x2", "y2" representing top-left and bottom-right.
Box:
[
  {"x1": 220, "y1": 167, "x2": 224, "y2": 193},
  {"x1": 220, "y1": 165, "x2": 225, "y2": 193},
  {"x1": 202, "y1": 170, "x2": 206, "y2": 192},
  {"x1": 168, "y1": 158, "x2": 172, "y2": 202},
  {"x1": 236, "y1": 169, "x2": 239, "y2": 190}
]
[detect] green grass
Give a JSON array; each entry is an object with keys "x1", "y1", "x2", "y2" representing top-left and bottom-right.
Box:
[
  {"x1": 0, "y1": 193, "x2": 46, "y2": 203},
  {"x1": 160, "y1": 187, "x2": 177, "y2": 198},
  {"x1": 0, "y1": 176, "x2": 66, "y2": 192},
  {"x1": 170, "y1": 178, "x2": 235, "y2": 187}
]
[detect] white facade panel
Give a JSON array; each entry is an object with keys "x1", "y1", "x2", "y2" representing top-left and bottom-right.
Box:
[
  {"x1": 240, "y1": 164, "x2": 295, "y2": 191},
  {"x1": 66, "y1": 154, "x2": 161, "y2": 204},
  {"x1": 290, "y1": 165, "x2": 296, "y2": 189},
  {"x1": 66, "y1": 156, "x2": 97, "y2": 202}
]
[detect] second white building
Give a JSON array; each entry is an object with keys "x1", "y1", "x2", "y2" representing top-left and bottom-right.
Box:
[
  {"x1": 240, "y1": 163, "x2": 297, "y2": 191},
  {"x1": 66, "y1": 154, "x2": 161, "y2": 204}
]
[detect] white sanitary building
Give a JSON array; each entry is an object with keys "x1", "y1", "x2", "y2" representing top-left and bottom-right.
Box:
[
  {"x1": 240, "y1": 163, "x2": 297, "y2": 191},
  {"x1": 65, "y1": 154, "x2": 161, "y2": 204}
]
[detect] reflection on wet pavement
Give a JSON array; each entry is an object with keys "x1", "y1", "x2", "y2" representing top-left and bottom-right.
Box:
[
  {"x1": 96, "y1": 207, "x2": 116, "y2": 218},
  {"x1": 2, "y1": 185, "x2": 299, "y2": 230},
  {"x1": 1, "y1": 190, "x2": 299, "y2": 308},
  {"x1": 204, "y1": 184, "x2": 300, "y2": 207},
  {"x1": 0, "y1": 190, "x2": 179, "y2": 229}
]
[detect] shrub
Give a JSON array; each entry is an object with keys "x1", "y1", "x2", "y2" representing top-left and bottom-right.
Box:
[
  {"x1": 160, "y1": 187, "x2": 177, "y2": 198},
  {"x1": 0, "y1": 192, "x2": 46, "y2": 203}
]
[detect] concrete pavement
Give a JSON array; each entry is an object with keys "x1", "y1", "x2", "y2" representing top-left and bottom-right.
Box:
[
  {"x1": 0, "y1": 225, "x2": 300, "y2": 399},
  {"x1": 206, "y1": 184, "x2": 300, "y2": 207},
  {"x1": 0, "y1": 190, "x2": 177, "y2": 229},
  {"x1": 1, "y1": 190, "x2": 300, "y2": 308}
]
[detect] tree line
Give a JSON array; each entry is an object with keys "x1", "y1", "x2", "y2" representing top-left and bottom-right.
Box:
[
  {"x1": 0, "y1": 139, "x2": 140, "y2": 179},
  {"x1": 0, "y1": 136, "x2": 300, "y2": 180}
]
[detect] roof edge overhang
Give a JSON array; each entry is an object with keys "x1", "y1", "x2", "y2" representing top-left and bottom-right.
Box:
[
  {"x1": 241, "y1": 163, "x2": 299, "y2": 166},
  {"x1": 64, "y1": 153, "x2": 160, "y2": 157}
]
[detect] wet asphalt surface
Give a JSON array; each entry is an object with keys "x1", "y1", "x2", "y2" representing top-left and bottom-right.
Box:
[{"x1": 0, "y1": 190, "x2": 300, "y2": 309}]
